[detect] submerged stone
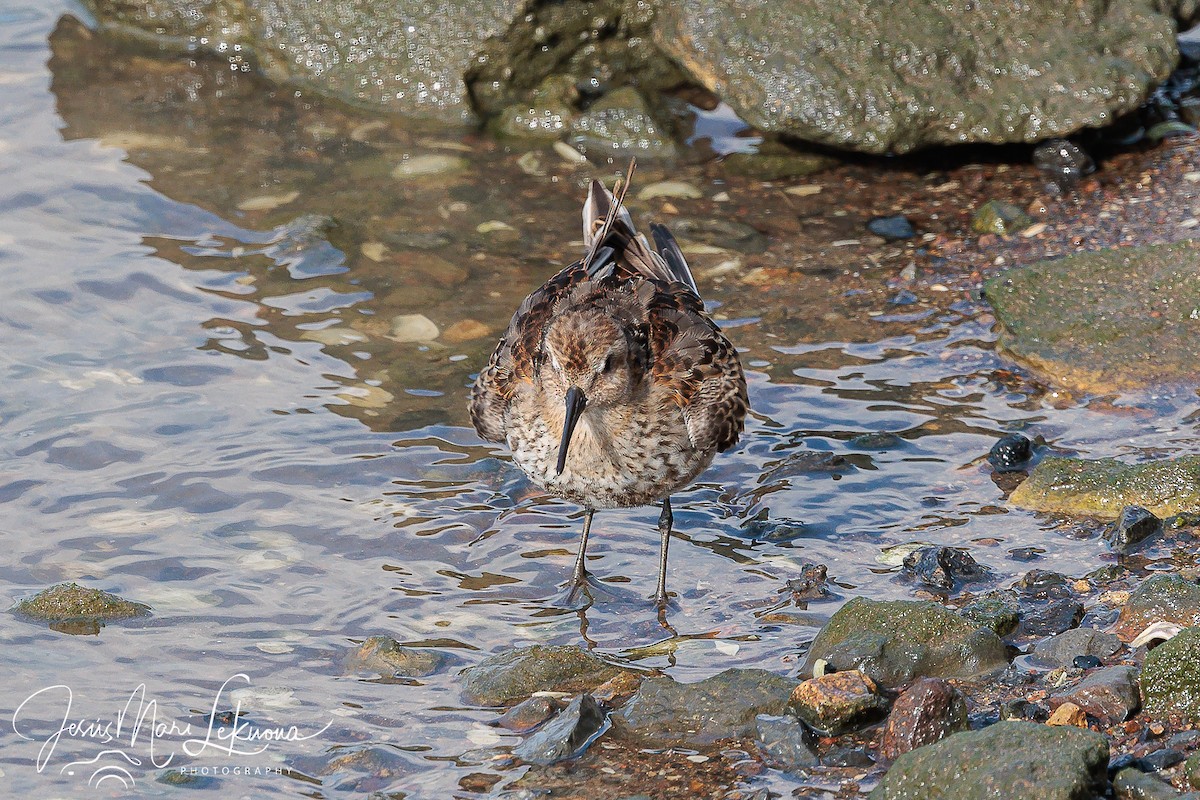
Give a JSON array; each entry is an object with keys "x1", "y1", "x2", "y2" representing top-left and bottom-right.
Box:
[
  {"x1": 460, "y1": 645, "x2": 627, "y2": 706},
  {"x1": 802, "y1": 597, "x2": 1008, "y2": 689},
  {"x1": 755, "y1": 714, "x2": 819, "y2": 771},
  {"x1": 1032, "y1": 138, "x2": 1095, "y2": 190},
  {"x1": 972, "y1": 200, "x2": 1033, "y2": 235},
  {"x1": 615, "y1": 668, "x2": 798, "y2": 747},
  {"x1": 1009, "y1": 456, "x2": 1200, "y2": 518},
  {"x1": 568, "y1": 87, "x2": 678, "y2": 160},
  {"x1": 15, "y1": 582, "x2": 150, "y2": 625},
  {"x1": 870, "y1": 721, "x2": 1108, "y2": 800},
  {"x1": 343, "y1": 635, "x2": 446, "y2": 678},
  {"x1": 985, "y1": 239, "x2": 1200, "y2": 392}
]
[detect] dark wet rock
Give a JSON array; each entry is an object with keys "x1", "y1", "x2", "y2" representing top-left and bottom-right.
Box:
[
  {"x1": 1055, "y1": 665, "x2": 1140, "y2": 723},
  {"x1": 803, "y1": 597, "x2": 1009, "y2": 689},
  {"x1": 901, "y1": 545, "x2": 987, "y2": 591},
  {"x1": 1018, "y1": 598, "x2": 1084, "y2": 637},
  {"x1": 1031, "y1": 628, "x2": 1122, "y2": 668},
  {"x1": 15, "y1": 582, "x2": 150, "y2": 630},
  {"x1": 1032, "y1": 138, "x2": 1095, "y2": 190},
  {"x1": 1138, "y1": 748, "x2": 1187, "y2": 772},
  {"x1": 1016, "y1": 570, "x2": 1074, "y2": 601},
  {"x1": 1115, "y1": 575, "x2": 1200, "y2": 642},
  {"x1": 460, "y1": 645, "x2": 627, "y2": 706},
  {"x1": 959, "y1": 590, "x2": 1021, "y2": 636},
  {"x1": 1141, "y1": 627, "x2": 1200, "y2": 719},
  {"x1": 785, "y1": 564, "x2": 832, "y2": 601},
  {"x1": 513, "y1": 694, "x2": 606, "y2": 765},
  {"x1": 344, "y1": 635, "x2": 446, "y2": 678},
  {"x1": 494, "y1": 695, "x2": 559, "y2": 733},
  {"x1": 988, "y1": 433, "x2": 1034, "y2": 473},
  {"x1": 1112, "y1": 768, "x2": 1183, "y2": 800},
  {"x1": 788, "y1": 670, "x2": 889, "y2": 735},
  {"x1": 986, "y1": 240, "x2": 1200, "y2": 393},
  {"x1": 870, "y1": 721, "x2": 1108, "y2": 800},
  {"x1": 754, "y1": 714, "x2": 819, "y2": 771},
  {"x1": 568, "y1": 87, "x2": 679, "y2": 160},
  {"x1": 1073, "y1": 655, "x2": 1103, "y2": 670},
  {"x1": 1104, "y1": 505, "x2": 1163, "y2": 553},
  {"x1": 867, "y1": 215, "x2": 915, "y2": 241},
  {"x1": 615, "y1": 668, "x2": 798, "y2": 747},
  {"x1": 721, "y1": 148, "x2": 839, "y2": 181},
  {"x1": 879, "y1": 678, "x2": 969, "y2": 762},
  {"x1": 1001, "y1": 698, "x2": 1049, "y2": 722},
  {"x1": 1010, "y1": 547, "x2": 1044, "y2": 562},
  {"x1": 83, "y1": 0, "x2": 523, "y2": 122},
  {"x1": 972, "y1": 200, "x2": 1033, "y2": 236},
  {"x1": 761, "y1": 450, "x2": 854, "y2": 483},
  {"x1": 654, "y1": 0, "x2": 1191, "y2": 154}
]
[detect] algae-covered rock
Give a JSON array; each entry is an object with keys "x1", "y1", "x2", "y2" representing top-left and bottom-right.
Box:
[
  {"x1": 460, "y1": 645, "x2": 628, "y2": 706},
  {"x1": 1009, "y1": 456, "x2": 1200, "y2": 519},
  {"x1": 15, "y1": 582, "x2": 150, "y2": 625},
  {"x1": 1115, "y1": 575, "x2": 1200, "y2": 641},
  {"x1": 802, "y1": 597, "x2": 1008, "y2": 689},
  {"x1": 489, "y1": 75, "x2": 577, "y2": 141},
  {"x1": 870, "y1": 721, "x2": 1109, "y2": 800},
  {"x1": 83, "y1": 0, "x2": 523, "y2": 121},
  {"x1": 721, "y1": 147, "x2": 839, "y2": 180},
  {"x1": 655, "y1": 0, "x2": 1192, "y2": 155},
  {"x1": 1141, "y1": 626, "x2": 1200, "y2": 719},
  {"x1": 971, "y1": 200, "x2": 1033, "y2": 236},
  {"x1": 985, "y1": 239, "x2": 1200, "y2": 392},
  {"x1": 567, "y1": 87, "x2": 679, "y2": 160},
  {"x1": 615, "y1": 668, "x2": 798, "y2": 746}
]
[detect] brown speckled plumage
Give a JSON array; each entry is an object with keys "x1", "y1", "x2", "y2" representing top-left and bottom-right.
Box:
[{"x1": 469, "y1": 175, "x2": 748, "y2": 606}]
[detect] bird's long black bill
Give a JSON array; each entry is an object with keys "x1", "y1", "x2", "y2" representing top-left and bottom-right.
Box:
[{"x1": 556, "y1": 387, "x2": 587, "y2": 474}]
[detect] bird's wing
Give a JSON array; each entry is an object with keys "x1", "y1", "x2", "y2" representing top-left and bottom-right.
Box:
[
  {"x1": 582, "y1": 180, "x2": 698, "y2": 292},
  {"x1": 646, "y1": 284, "x2": 748, "y2": 453},
  {"x1": 468, "y1": 261, "x2": 588, "y2": 442}
]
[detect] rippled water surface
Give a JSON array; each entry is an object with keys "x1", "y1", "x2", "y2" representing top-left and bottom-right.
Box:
[{"x1": 3, "y1": 4, "x2": 1200, "y2": 797}]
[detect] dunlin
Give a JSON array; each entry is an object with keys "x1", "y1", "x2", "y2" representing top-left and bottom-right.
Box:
[{"x1": 469, "y1": 169, "x2": 748, "y2": 607}]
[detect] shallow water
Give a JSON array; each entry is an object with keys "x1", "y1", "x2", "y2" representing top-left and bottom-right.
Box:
[{"x1": 2, "y1": 4, "x2": 1200, "y2": 797}]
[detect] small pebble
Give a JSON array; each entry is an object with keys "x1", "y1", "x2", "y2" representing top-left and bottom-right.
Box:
[
  {"x1": 637, "y1": 181, "x2": 703, "y2": 200},
  {"x1": 391, "y1": 154, "x2": 468, "y2": 178},
  {"x1": 1072, "y1": 655, "x2": 1102, "y2": 670},
  {"x1": 867, "y1": 215, "x2": 915, "y2": 241}
]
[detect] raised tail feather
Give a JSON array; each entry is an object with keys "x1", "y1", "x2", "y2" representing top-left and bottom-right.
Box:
[{"x1": 581, "y1": 179, "x2": 700, "y2": 294}]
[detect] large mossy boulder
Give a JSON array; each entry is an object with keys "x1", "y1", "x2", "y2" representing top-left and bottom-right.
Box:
[
  {"x1": 1115, "y1": 575, "x2": 1200, "y2": 641},
  {"x1": 1141, "y1": 627, "x2": 1200, "y2": 720},
  {"x1": 1010, "y1": 456, "x2": 1200, "y2": 519},
  {"x1": 870, "y1": 721, "x2": 1109, "y2": 800},
  {"x1": 986, "y1": 240, "x2": 1200, "y2": 392},
  {"x1": 460, "y1": 645, "x2": 630, "y2": 706},
  {"x1": 802, "y1": 597, "x2": 1008, "y2": 689}
]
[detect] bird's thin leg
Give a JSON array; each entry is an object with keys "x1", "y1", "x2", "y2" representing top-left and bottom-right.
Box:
[
  {"x1": 654, "y1": 498, "x2": 672, "y2": 607},
  {"x1": 569, "y1": 509, "x2": 595, "y2": 590}
]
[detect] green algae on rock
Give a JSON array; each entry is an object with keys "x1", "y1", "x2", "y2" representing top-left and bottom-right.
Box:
[
  {"x1": 16, "y1": 582, "x2": 150, "y2": 624},
  {"x1": 802, "y1": 597, "x2": 1008, "y2": 689},
  {"x1": 343, "y1": 635, "x2": 447, "y2": 678},
  {"x1": 1009, "y1": 456, "x2": 1200, "y2": 519},
  {"x1": 971, "y1": 200, "x2": 1033, "y2": 236},
  {"x1": 871, "y1": 721, "x2": 1108, "y2": 800},
  {"x1": 460, "y1": 645, "x2": 631, "y2": 706},
  {"x1": 1115, "y1": 575, "x2": 1200, "y2": 641},
  {"x1": 985, "y1": 239, "x2": 1200, "y2": 392},
  {"x1": 1141, "y1": 626, "x2": 1200, "y2": 719}
]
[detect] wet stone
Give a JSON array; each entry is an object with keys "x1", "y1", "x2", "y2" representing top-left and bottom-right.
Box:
[
  {"x1": 971, "y1": 199, "x2": 1033, "y2": 236},
  {"x1": 901, "y1": 545, "x2": 987, "y2": 591},
  {"x1": 879, "y1": 678, "x2": 969, "y2": 762},
  {"x1": 391, "y1": 154, "x2": 468, "y2": 179},
  {"x1": 1046, "y1": 701, "x2": 1087, "y2": 728},
  {"x1": 1016, "y1": 569, "x2": 1073, "y2": 600},
  {"x1": 849, "y1": 431, "x2": 903, "y2": 450},
  {"x1": 1137, "y1": 748, "x2": 1186, "y2": 772},
  {"x1": 1146, "y1": 120, "x2": 1197, "y2": 143},
  {"x1": 1115, "y1": 575, "x2": 1200, "y2": 641},
  {"x1": 389, "y1": 313, "x2": 440, "y2": 343},
  {"x1": 1031, "y1": 627, "x2": 1122, "y2": 668},
  {"x1": 494, "y1": 695, "x2": 558, "y2": 733},
  {"x1": 720, "y1": 149, "x2": 838, "y2": 181},
  {"x1": 1001, "y1": 698, "x2": 1049, "y2": 722},
  {"x1": 802, "y1": 597, "x2": 1009, "y2": 689},
  {"x1": 786, "y1": 564, "x2": 832, "y2": 602},
  {"x1": 889, "y1": 289, "x2": 918, "y2": 306},
  {"x1": 343, "y1": 635, "x2": 447, "y2": 678},
  {"x1": 988, "y1": 433, "x2": 1034, "y2": 473},
  {"x1": 1018, "y1": 598, "x2": 1084, "y2": 638},
  {"x1": 959, "y1": 590, "x2": 1021, "y2": 636},
  {"x1": 512, "y1": 694, "x2": 606, "y2": 766},
  {"x1": 1141, "y1": 627, "x2": 1200, "y2": 720},
  {"x1": 788, "y1": 669, "x2": 889, "y2": 735},
  {"x1": 1104, "y1": 505, "x2": 1163, "y2": 553},
  {"x1": 568, "y1": 87, "x2": 678, "y2": 160},
  {"x1": 867, "y1": 215, "x2": 915, "y2": 241},
  {"x1": 870, "y1": 721, "x2": 1108, "y2": 800},
  {"x1": 615, "y1": 668, "x2": 798, "y2": 747},
  {"x1": 460, "y1": 645, "x2": 626, "y2": 706},
  {"x1": 1073, "y1": 655, "x2": 1102, "y2": 670},
  {"x1": 665, "y1": 215, "x2": 769, "y2": 253},
  {"x1": 1186, "y1": 752, "x2": 1200, "y2": 789},
  {"x1": 1032, "y1": 138, "x2": 1095, "y2": 190},
  {"x1": 1112, "y1": 768, "x2": 1181, "y2": 800},
  {"x1": 754, "y1": 714, "x2": 819, "y2": 771},
  {"x1": 15, "y1": 582, "x2": 150, "y2": 626},
  {"x1": 1055, "y1": 665, "x2": 1140, "y2": 723}
]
